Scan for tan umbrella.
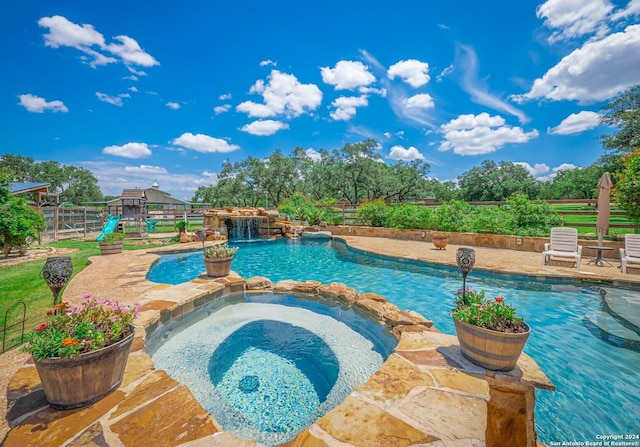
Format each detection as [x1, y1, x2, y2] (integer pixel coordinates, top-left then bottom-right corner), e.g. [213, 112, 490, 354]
[596, 172, 613, 246]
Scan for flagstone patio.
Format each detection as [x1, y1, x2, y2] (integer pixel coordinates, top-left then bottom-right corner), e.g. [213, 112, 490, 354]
[3, 235, 638, 447]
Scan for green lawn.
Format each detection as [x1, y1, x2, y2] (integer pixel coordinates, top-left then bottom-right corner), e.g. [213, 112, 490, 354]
[0, 238, 177, 352]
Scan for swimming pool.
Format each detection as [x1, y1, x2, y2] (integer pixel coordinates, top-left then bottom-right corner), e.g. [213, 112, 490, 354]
[148, 291, 397, 445]
[147, 239, 640, 444]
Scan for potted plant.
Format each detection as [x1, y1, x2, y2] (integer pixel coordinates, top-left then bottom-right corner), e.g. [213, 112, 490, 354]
[203, 243, 239, 277]
[99, 231, 126, 255]
[452, 288, 530, 371]
[175, 220, 187, 234]
[21, 295, 138, 409]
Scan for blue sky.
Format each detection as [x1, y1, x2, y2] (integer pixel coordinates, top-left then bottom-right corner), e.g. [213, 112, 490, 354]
[2, 1, 640, 200]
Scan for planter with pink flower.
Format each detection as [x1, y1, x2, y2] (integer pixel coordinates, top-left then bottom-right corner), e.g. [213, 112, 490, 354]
[21, 295, 138, 409]
[452, 288, 530, 371]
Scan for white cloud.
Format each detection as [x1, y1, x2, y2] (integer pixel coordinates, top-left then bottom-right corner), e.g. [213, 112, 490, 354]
[166, 102, 180, 110]
[359, 86, 387, 96]
[214, 104, 231, 114]
[549, 110, 601, 134]
[240, 120, 289, 136]
[439, 112, 539, 155]
[219, 93, 232, 100]
[554, 163, 580, 172]
[305, 148, 322, 161]
[387, 59, 430, 87]
[172, 132, 240, 153]
[103, 142, 152, 158]
[455, 44, 529, 123]
[611, 0, 640, 20]
[535, 163, 580, 181]
[124, 164, 167, 174]
[514, 162, 550, 177]
[388, 145, 424, 161]
[106, 35, 158, 67]
[259, 59, 276, 67]
[329, 96, 368, 121]
[405, 93, 435, 109]
[320, 60, 375, 90]
[38, 15, 158, 69]
[383, 132, 391, 139]
[128, 86, 139, 93]
[96, 91, 129, 106]
[441, 112, 505, 132]
[360, 50, 436, 127]
[514, 24, 640, 104]
[236, 70, 322, 118]
[436, 64, 454, 82]
[17, 94, 68, 113]
[536, 0, 613, 43]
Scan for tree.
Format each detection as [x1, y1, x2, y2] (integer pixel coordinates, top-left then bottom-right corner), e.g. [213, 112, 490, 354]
[0, 154, 103, 205]
[600, 85, 640, 156]
[0, 176, 46, 258]
[458, 161, 541, 201]
[613, 151, 640, 222]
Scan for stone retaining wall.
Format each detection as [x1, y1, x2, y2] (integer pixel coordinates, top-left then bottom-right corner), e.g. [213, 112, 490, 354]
[328, 225, 625, 260]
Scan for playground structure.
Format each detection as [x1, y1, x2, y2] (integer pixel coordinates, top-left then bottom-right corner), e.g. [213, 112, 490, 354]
[96, 214, 121, 241]
[106, 189, 149, 237]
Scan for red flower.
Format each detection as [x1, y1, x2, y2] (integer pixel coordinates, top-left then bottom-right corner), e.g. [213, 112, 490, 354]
[495, 297, 504, 303]
[61, 338, 79, 347]
[36, 324, 47, 332]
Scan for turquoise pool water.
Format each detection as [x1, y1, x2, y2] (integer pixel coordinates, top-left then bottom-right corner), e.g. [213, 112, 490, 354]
[147, 239, 640, 443]
[149, 291, 396, 445]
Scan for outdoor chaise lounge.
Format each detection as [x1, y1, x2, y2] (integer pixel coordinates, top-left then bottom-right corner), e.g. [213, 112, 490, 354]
[620, 233, 640, 274]
[541, 227, 583, 268]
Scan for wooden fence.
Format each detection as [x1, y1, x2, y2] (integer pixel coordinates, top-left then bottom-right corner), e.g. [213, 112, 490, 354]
[40, 207, 206, 242]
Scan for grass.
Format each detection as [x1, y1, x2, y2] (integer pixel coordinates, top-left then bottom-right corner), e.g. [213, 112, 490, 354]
[0, 237, 178, 352]
[550, 204, 639, 236]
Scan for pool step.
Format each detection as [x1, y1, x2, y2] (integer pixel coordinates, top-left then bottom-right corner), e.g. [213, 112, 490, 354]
[603, 292, 640, 333]
[584, 312, 640, 352]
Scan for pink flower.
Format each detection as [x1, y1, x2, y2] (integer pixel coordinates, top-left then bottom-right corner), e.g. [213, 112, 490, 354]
[36, 324, 47, 332]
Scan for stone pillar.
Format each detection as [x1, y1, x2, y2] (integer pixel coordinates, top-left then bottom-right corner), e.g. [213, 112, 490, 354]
[485, 376, 538, 447]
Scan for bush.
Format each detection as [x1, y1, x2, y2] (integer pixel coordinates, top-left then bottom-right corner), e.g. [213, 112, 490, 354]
[385, 204, 433, 229]
[353, 195, 564, 237]
[278, 194, 342, 225]
[356, 199, 390, 227]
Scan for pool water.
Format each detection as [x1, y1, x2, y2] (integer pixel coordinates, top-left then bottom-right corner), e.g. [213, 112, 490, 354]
[149, 291, 396, 445]
[148, 239, 640, 443]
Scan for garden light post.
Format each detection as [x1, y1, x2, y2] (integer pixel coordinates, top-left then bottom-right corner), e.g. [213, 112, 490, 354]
[40, 256, 73, 306]
[196, 229, 207, 254]
[456, 248, 475, 304]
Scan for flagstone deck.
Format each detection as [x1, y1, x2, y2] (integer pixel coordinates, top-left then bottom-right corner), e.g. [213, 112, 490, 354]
[2, 236, 639, 447]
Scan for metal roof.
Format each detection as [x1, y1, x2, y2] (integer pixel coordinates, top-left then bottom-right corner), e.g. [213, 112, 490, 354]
[9, 182, 51, 194]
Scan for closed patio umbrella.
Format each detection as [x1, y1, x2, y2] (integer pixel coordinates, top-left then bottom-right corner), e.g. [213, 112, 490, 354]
[596, 172, 613, 246]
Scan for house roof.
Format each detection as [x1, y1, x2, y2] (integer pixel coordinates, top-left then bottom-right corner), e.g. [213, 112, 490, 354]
[9, 182, 51, 195]
[120, 189, 147, 200]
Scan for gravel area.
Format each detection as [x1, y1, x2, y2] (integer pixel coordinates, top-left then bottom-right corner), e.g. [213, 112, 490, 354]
[0, 349, 29, 441]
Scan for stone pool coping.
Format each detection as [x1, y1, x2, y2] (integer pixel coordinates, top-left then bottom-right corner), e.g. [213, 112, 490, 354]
[3, 238, 557, 447]
[4, 273, 553, 447]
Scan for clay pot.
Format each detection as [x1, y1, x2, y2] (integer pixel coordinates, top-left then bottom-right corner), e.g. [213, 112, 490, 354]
[432, 236, 449, 250]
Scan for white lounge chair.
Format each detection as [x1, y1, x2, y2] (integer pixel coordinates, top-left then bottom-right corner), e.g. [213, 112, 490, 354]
[620, 234, 640, 274]
[541, 227, 583, 268]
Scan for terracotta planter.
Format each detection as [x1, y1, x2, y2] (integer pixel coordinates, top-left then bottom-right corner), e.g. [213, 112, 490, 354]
[34, 327, 134, 409]
[99, 241, 123, 255]
[204, 256, 233, 277]
[432, 236, 449, 250]
[453, 319, 530, 371]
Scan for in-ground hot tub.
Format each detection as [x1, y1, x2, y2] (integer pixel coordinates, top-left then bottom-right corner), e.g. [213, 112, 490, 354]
[146, 291, 397, 445]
